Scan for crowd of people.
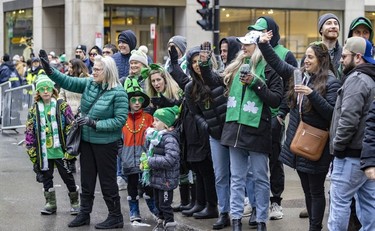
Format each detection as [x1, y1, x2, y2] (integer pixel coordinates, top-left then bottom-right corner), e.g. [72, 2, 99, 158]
[7, 12, 374, 231]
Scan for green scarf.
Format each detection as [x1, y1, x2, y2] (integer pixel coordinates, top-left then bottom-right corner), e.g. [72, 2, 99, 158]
[37, 98, 60, 170]
[226, 59, 267, 128]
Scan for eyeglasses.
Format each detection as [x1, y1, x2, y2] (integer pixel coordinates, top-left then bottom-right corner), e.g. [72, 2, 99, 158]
[341, 52, 356, 59]
[130, 97, 145, 104]
[89, 53, 98, 57]
[93, 67, 103, 72]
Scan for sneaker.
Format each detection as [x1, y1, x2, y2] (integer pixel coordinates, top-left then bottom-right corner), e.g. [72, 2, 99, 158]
[117, 176, 127, 191]
[269, 202, 283, 220]
[243, 203, 252, 217]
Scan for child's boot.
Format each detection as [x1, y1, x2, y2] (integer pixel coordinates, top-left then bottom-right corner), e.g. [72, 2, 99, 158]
[68, 185, 80, 215]
[41, 188, 57, 215]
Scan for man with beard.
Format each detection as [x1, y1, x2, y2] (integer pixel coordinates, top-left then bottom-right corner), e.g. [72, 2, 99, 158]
[318, 13, 342, 77]
[329, 37, 375, 231]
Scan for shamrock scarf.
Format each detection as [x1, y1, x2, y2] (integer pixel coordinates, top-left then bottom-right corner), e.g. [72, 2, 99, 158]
[37, 98, 60, 170]
[226, 58, 267, 128]
[141, 127, 166, 186]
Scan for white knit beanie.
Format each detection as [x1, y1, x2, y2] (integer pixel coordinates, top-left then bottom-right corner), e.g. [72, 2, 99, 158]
[129, 47, 148, 66]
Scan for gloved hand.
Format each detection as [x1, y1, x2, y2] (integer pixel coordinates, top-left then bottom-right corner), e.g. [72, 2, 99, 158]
[64, 152, 76, 160]
[151, 93, 176, 108]
[33, 163, 44, 183]
[76, 116, 96, 128]
[38, 49, 54, 75]
[169, 45, 179, 65]
[139, 152, 149, 171]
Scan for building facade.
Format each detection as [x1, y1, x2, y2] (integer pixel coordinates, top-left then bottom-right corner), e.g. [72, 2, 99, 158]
[1, 0, 374, 63]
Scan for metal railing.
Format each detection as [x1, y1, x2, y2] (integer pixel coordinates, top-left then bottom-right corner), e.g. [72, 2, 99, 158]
[0, 82, 34, 131]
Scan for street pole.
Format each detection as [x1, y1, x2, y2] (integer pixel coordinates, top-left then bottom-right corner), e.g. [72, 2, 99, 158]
[213, 0, 220, 55]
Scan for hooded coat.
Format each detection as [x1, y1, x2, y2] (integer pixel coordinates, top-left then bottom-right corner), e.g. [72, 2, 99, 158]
[330, 63, 375, 159]
[348, 17, 374, 42]
[0, 61, 22, 87]
[112, 30, 137, 81]
[219, 36, 242, 69]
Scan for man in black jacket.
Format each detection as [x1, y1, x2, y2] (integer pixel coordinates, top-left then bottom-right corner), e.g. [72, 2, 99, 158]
[328, 36, 375, 231]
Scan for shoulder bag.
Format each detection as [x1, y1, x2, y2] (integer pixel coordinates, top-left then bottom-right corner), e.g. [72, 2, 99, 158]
[290, 95, 329, 161]
[66, 89, 107, 156]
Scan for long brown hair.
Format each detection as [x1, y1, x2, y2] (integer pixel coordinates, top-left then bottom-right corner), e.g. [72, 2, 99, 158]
[69, 58, 90, 77]
[287, 42, 334, 111]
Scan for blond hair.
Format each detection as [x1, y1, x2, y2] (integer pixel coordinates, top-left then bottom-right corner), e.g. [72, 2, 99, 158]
[222, 46, 263, 96]
[145, 66, 181, 100]
[94, 55, 121, 90]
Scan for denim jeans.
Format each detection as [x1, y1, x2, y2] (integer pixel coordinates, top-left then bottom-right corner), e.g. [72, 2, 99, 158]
[328, 157, 375, 231]
[229, 147, 269, 221]
[246, 157, 256, 207]
[209, 137, 230, 213]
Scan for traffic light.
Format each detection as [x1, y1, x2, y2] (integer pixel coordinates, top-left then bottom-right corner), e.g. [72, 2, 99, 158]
[196, 0, 212, 31]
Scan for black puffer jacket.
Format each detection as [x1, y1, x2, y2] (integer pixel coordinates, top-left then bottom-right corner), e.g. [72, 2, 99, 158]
[220, 65, 283, 155]
[280, 73, 341, 174]
[185, 62, 227, 140]
[148, 130, 180, 191]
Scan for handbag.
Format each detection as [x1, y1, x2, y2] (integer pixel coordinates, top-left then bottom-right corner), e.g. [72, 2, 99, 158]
[290, 95, 329, 161]
[65, 89, 107, 156]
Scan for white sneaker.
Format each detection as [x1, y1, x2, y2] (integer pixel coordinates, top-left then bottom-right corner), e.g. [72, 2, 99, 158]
[269, 202, 283, 220]
[243, 197, 252, 217]
[117, 176, 127, 191]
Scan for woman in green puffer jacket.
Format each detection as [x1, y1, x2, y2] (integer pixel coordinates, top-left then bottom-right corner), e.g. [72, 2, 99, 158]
[38, 50, 128, 229]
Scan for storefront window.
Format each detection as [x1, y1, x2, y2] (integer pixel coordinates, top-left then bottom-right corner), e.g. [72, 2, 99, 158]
[104, 5, 173, 63]
[4, 9, 33, 59]
[220, 8, 342, 60]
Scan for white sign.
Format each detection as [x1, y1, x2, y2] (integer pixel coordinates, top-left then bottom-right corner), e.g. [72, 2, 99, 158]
[150, 23, 156, 39]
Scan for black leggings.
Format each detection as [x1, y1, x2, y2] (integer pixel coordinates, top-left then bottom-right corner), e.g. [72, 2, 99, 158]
[127, 173, 154, 200]
[297, 171, 327, 231]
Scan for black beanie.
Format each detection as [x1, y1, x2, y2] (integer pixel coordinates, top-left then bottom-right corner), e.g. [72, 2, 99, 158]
[2, 54, 10, 62]
[318, 13, 340, 35]
[118, 30, 137, 51]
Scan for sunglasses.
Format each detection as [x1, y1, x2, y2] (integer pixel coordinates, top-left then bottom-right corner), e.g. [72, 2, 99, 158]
[89, 53, 98, 57]
[38, 86, 53, 93]
[309, 41, 328, 51]
[130, 97, 145, 104]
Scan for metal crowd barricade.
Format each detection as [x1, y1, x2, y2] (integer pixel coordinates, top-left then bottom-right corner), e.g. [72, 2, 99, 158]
[0, 81, 11, 124]
[0, 84, 34, 131]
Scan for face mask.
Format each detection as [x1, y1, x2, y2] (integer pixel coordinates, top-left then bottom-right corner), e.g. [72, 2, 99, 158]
[32, 67, 36, 71]
[13, 60, 17, 65]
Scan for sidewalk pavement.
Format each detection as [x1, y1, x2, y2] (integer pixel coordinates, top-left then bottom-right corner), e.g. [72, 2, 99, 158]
[0, 130, 329, 231]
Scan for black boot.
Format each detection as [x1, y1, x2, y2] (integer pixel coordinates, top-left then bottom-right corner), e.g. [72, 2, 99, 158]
[180, 183, 196, 211]
[181, 203, 205, 217]
[256, 222, 267, 231]
[232, 219, 242, 231]
[68, 194, 94, 227]
[193, 204, 219, 219]
[248, 207, 257, 227]
[213, 213, 231, 230]
[95, 197, 124, 229]
[68, 213, 90, 227]
[172, 184, 190, 212]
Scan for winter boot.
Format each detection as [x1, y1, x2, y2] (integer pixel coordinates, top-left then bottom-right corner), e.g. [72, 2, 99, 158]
[144, 193, 159, 216]
[180, 183, 196, 211]
[232, 219, 242, 231]
[127, 196, 141, 222]
[95, 196, 124, 229]
[164, 221, 177, 231]
[68, 194, 94, 227]
[152, 219, 164, 231]
[193, 203, 219, 219]
[68, 185, 80, 215]
[41, 188, 57, 215]
[172, 184, 190, 212]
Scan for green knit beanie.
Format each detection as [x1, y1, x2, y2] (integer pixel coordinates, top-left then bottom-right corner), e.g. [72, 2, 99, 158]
[153, 105, 180, 127]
